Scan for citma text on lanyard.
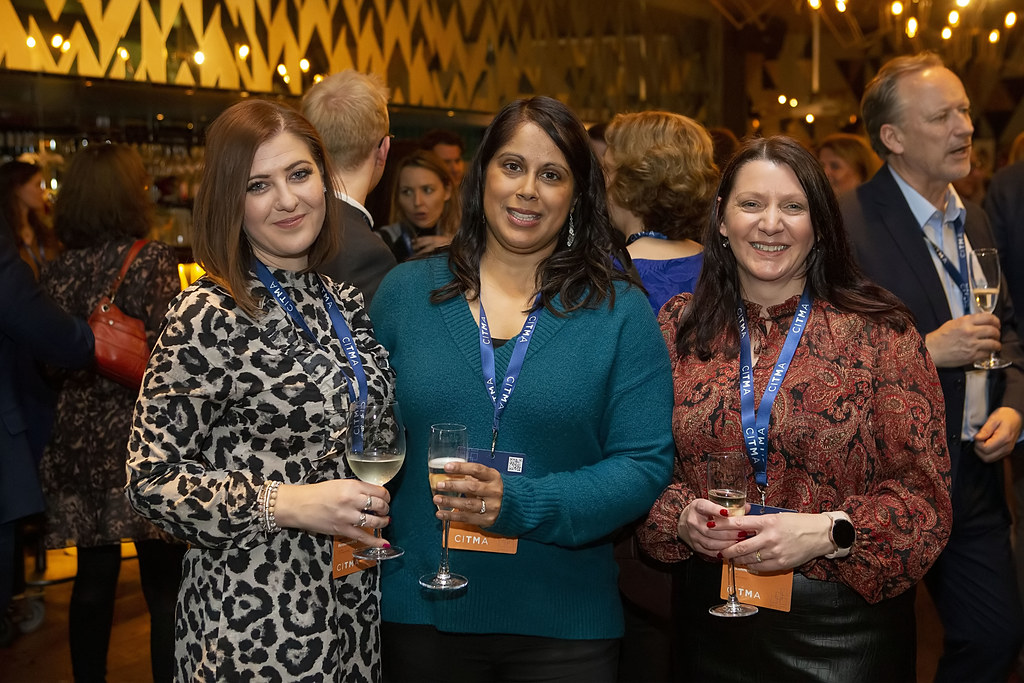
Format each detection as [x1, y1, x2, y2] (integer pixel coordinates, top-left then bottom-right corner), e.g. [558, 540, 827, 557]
[737, 285, 812, 506]
[924, 216, 971, 313]
[479, 293, 542, 456]
[254, 260, 369, 446]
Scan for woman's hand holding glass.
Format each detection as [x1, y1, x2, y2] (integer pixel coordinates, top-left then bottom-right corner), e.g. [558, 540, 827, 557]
[680, 502, 838, 572]
[273, 479, 391, 544]
[431, 460, 504, 526]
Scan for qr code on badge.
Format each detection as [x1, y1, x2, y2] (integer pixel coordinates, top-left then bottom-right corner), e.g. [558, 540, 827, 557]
[507, 456, 524, 473]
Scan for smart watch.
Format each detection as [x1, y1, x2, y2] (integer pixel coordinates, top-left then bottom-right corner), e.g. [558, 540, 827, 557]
[823, 511, 855, 559]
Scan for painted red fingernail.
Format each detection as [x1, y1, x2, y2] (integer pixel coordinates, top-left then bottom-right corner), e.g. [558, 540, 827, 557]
[383, 543, 392, 549]
[706, 521, 716, 528]
[719, 509, 729, 517]
[737, 531, 747, 539]
[717, 552, 723, 559]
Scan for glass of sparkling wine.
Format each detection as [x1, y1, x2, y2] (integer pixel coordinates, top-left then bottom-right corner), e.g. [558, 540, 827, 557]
[344, 399, 406, 561]
[969, 248, 1011, 370]
[707, 451, 757, 617]
[419, 423, 469, 591]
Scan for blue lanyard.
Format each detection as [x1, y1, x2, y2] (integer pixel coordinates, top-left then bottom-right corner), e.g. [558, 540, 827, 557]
[625, 231, 669, 246]
[479, 294, 541, 454]
[923, 217, 970, 313]
[737, 286, 812, 498]
[253, 259, 368, 407]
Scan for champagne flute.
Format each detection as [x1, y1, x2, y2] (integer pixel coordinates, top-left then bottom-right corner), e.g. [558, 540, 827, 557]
[344, 399, 406, 561]
[419, 423, 469, 591]
[707, 451, 757, 617]
[969, 248, 1011, 370]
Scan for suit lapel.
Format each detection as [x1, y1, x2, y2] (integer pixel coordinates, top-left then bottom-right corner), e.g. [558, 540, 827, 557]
[869, 167, 955, 327]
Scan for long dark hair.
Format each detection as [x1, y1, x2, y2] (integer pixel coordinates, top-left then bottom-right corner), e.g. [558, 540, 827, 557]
[678, 135, 912, 360]
[431, 96, 635, 314]
[0, 160, 47, 239]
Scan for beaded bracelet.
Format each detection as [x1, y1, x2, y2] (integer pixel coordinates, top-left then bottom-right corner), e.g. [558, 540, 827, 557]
[258, 481, 281, 534]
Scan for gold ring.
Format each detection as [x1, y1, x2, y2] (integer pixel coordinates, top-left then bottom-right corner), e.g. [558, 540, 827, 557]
[755, 550, 763, 563]
[357, 512, 367, 527]
[364, 495, 373, 510]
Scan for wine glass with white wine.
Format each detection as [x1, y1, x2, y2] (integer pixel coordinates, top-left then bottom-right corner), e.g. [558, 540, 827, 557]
[419, 423, 469, 591]
[344, 399, 406, 561]
[968, 248, 1011, 370]
[707, 451, 757, 617]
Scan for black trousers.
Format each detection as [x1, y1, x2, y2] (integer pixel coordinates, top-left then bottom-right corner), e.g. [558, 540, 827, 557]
[925, 440, 1024, 683]
[382, 622, 619, 683]
[69, 540, 184, 683]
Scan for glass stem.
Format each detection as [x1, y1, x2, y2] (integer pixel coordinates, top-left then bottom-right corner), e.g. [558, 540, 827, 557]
[437, 519, 453, 579]
[727, 558, 739, 604]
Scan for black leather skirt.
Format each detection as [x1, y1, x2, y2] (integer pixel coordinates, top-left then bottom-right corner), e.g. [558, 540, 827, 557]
[673, 558, 916, 683]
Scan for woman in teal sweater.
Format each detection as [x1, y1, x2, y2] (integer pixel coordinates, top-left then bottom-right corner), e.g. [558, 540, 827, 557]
[369, 96, 674, 682]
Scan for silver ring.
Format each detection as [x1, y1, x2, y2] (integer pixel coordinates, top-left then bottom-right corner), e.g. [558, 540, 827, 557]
[479, 499, 487, 515]
[755, 550, 763, 563]
[357, 512, 367, 527]
[364, 495, 373, 510]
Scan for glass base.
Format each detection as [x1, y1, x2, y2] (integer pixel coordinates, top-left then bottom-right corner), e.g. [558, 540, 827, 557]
[354, 545, 404, 561]
[709, 600, 758, 618]
[975, 357, 1012, 370]
[418, 572, 468, 591]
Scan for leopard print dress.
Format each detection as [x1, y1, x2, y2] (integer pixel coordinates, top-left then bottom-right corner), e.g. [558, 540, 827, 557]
[126, 268, 393, 682]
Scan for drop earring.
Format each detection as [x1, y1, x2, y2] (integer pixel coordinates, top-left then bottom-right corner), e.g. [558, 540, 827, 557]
[567, 213, 576, 248]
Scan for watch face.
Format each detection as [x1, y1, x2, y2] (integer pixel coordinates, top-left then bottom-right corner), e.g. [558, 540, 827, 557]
[833, 519, 855, 549]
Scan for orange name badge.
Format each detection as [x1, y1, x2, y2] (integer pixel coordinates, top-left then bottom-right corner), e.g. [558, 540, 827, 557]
[333, 537, 376, 578]
[719, 563, 794, 612]
[447, 522, 518, 554]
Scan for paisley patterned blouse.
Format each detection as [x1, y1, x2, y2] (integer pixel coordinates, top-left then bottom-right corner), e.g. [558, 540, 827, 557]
[126, 268, 393, 682]
[638, 293, 953, 604]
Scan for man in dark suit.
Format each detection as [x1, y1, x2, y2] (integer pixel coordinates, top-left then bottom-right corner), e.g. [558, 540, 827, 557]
[302, 69, 397, 305]
[0, 215, 93, 626]
[841, 51, 1024, 682]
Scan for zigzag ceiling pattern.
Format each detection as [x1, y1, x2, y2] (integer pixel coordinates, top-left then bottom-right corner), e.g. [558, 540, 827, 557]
[0, 0, 712, 120]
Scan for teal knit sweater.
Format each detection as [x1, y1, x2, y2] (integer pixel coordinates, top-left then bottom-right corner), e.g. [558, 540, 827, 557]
[369, 256, 674, 640]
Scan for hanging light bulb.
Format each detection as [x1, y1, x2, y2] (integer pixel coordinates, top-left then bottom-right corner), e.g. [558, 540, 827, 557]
[194, 50, 205, 64]
[907, 17, 918, 37]
[949, 11, 959, 25]
[1007, 12, 1017, 29]
[891, 1, 903, 15]
[238, 44, 250, 59]
[808, 0, 822, 9]
[989, 30, 1000, 43]
[942, 26, 953, 39]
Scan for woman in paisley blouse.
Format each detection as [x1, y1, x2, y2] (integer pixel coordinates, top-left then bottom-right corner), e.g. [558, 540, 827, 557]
[126, 100, 395, 682]
[638, 136, 952, 682]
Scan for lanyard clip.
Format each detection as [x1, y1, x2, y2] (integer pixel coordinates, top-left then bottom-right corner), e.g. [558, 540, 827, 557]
[490, 429, 498, 457]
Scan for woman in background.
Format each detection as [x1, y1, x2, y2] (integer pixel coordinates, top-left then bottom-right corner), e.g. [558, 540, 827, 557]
[377, 149, 460, 262]
[816, 132, 880, 197]
[603, 111, 717, 312]
[126, 99, 395, 681]
[639, 136, 951, 682]
[0, 160, 59, 278]
[39, 144, 184, 682]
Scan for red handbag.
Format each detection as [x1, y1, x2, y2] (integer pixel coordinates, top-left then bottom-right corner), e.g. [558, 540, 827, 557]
[87, 240, 151, 389]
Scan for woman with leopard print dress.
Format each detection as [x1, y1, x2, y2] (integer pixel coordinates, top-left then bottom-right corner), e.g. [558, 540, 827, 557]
[126, 100, 395, 682]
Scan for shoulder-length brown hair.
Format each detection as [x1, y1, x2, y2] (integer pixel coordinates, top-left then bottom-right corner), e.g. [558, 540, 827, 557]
[54, 145, 153, 249]
[388, 149, 461, 237]
[604, 110, 718, 242]
[193, 99, 340, 318]
[678, 135, 911, 360]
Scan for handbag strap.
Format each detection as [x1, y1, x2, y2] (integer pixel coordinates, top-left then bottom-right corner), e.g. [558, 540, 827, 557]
[106, 239, 149, 303]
